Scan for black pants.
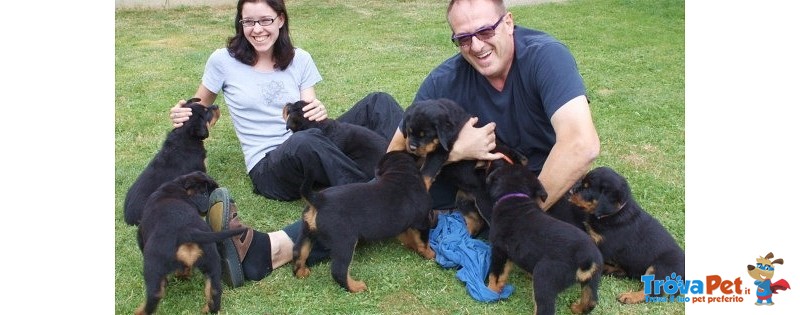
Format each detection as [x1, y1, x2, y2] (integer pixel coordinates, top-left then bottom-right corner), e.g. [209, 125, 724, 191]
[248, 92, 404, 201]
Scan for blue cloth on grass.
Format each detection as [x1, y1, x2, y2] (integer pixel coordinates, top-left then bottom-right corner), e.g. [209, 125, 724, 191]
[428, 211, 514, 302]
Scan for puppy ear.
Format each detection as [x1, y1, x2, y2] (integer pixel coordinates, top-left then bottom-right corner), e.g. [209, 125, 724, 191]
[183, 172, 217, 197]
[401, 102, 416, 137]
[207, 104, 221, 128]
[613, 176, 632, 208]
[193, 108, 210, 139]
[772, 258, 784, 265]
[435, 111, 456, 152]
[485, 166, 501, 188]
[201, 172, 219, 191]
[438, 100, 464, 152]
[502, 145, 529, 166]
[530, 173, 548, 203]
[400, 118, 408, 137]
[282, 103, 291, 121]
[436, 123, 451, 151]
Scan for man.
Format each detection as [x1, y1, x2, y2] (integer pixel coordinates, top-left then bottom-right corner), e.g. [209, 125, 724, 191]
[388, 0, 600, 211]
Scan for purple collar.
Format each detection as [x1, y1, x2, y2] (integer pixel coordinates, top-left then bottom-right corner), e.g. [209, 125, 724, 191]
[496, 193, 530, 205]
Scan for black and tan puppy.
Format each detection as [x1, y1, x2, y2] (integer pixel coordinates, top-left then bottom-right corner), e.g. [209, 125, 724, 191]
[402, 98, 495, 234]
[283, 100, 388, 179]
[136, 171, 247, 315]
[451, 143, 529, 235]
[569, 166, 685, 304]
[401, 98, 471, 188]
[485, 162, 602, 315]
[124, 98, 220, 225]
[292, 151, 433, 293]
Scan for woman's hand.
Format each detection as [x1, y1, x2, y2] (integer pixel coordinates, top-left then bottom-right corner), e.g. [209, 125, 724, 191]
[302, 98, 328, 122]
[169, 100, 193, 128]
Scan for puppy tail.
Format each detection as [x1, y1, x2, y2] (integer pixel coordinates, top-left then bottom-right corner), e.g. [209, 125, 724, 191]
[185, 227, 249, 244]
[298, 174, 317, 205]
[576, 249, 603, 282]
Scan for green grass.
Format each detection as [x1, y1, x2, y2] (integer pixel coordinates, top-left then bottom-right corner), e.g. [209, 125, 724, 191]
[115, 0, 684, 314]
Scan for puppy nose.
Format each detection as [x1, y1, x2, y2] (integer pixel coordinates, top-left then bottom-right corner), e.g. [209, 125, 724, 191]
[408, 144, 418, 152]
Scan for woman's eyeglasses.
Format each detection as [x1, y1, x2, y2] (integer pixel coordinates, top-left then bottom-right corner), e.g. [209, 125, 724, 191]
[240, 17, 276, 28]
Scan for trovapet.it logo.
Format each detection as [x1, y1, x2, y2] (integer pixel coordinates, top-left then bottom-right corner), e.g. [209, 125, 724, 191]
[640, 251, 791, 305]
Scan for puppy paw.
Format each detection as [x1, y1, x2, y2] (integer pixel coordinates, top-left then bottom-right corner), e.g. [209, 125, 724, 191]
[486, 282, 503, 293]
[294, 266, 311, 279]
[175, 266, 193, 279]
[617, 291, 645, 304]
[348, 280, 367, 293]
[570, 300, 596, 314]
[602, 263, 627, 278]
[420, 247, 436, 260]
[134, 304, 146, 315]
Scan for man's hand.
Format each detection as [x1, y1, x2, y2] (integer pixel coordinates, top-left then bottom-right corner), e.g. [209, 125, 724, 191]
[448, 117, 505, 162]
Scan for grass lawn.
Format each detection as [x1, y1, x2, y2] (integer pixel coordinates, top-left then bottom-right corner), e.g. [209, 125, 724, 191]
[115, 0, 684, 313]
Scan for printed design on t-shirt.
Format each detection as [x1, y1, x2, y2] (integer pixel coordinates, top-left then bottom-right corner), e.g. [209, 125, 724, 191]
[260, 80, 288, 108]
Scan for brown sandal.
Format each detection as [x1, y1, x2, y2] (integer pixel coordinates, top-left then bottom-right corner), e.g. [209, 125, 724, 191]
[207, 187, 253, 288]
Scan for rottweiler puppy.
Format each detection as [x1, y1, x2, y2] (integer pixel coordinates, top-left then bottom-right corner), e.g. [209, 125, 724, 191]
[569, 166, 685, 304]
[450, 143, 529, 235]
[401, 98, 471, 188]
[124, 98, 220, 225]
[283, 100, 388, 179]
[292, 151, 433, 293]
[544, 192, 592, 232]
[401, 98, 493, 234]
[402, 98, 529, 235]
[485, 162, 602, 315]
[136, 171, 247, 315]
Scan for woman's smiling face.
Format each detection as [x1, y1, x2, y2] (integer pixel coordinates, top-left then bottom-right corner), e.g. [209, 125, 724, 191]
[241, 1, 284, 55]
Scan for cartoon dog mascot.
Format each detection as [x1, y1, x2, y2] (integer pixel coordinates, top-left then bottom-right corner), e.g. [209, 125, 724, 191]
[747, 252, 791, 306]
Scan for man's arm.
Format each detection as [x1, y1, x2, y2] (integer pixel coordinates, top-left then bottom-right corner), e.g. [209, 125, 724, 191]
[538, 95, 600, 210]
[387, 128, 407, 152]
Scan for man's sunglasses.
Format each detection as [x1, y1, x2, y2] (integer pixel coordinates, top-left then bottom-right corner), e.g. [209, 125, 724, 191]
[451, 15, 505, 48]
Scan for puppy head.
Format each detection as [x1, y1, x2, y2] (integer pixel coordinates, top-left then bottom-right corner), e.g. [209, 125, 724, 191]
[401, 98, 469, 157]
[476, 142, 529, 170]
[175, 170, 219, 214]
[495, 143, 529, 166]
[569, 166, 631, 218]
[182, 98, 220, 140]
[486, 163, 547, 204]
[283, 100, 317, 132]
[375, 151, 418, 178]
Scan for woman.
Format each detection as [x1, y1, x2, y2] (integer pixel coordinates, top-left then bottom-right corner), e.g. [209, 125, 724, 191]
[169, 0, 403, 287]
